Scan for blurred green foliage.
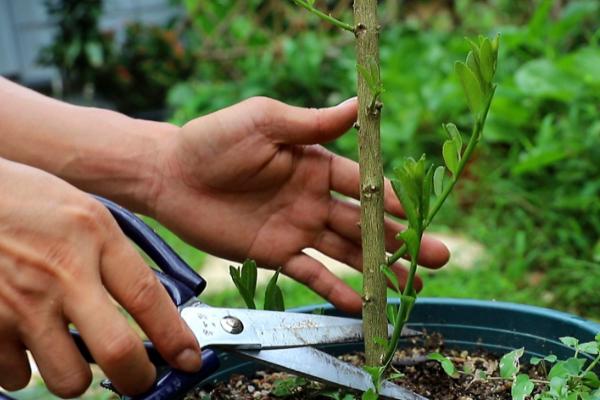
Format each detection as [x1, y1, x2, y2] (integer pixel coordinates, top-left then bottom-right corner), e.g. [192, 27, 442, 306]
[168, 0, 600, 317]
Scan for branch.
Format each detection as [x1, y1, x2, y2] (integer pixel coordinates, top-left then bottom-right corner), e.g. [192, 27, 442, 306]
[292, 0, 354, 32]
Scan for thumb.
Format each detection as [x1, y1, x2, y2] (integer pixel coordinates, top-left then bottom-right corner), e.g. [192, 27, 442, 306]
[255, 97, 358, 145]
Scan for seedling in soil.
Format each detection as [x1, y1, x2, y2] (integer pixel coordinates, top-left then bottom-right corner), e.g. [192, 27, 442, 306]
[429, 333, 600, 400]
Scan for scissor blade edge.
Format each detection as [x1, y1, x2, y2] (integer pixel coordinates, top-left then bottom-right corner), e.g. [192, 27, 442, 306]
[235, 347, 427, 400]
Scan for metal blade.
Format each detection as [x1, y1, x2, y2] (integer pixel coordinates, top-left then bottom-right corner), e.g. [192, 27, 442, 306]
[181, 306, 420, 349]
[236, 347, 427, 400]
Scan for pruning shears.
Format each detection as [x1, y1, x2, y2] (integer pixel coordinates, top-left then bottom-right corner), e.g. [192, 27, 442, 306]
[0, 197, 426, 400]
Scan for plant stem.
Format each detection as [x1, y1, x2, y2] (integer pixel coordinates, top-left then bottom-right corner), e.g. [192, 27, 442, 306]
[382, 90, 496, 368]
[354, 0, 387, 367]
[293, 0, 354, 32]
[583, 353, 600, 374]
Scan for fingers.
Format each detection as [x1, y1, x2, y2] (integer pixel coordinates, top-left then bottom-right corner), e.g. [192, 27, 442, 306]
[23, 318, 91, 398]
[65, 287, 156, 396]
[283, 253, 362, 314]
[0, 339, 31, 391]
[99, 234, 202, 373]
[327, 199, 450, 268]
[330, 154, 405, 217]
[248, 97, 358, 145]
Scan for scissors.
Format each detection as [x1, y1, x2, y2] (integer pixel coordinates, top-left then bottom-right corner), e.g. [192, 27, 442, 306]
[1, 197, 426, 400]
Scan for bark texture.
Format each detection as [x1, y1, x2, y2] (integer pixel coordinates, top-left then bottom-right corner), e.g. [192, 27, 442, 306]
[354, 0, 387, 366]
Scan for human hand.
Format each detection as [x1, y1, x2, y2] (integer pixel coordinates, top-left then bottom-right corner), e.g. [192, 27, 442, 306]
[149, 97, 450, 313]
[0, 159, 201, 397]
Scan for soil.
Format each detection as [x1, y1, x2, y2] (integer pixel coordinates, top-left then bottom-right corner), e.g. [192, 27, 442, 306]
[186, 333, 547, 400]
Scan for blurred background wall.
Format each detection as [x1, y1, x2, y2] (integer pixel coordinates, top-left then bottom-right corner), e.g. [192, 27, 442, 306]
[0, 0, 179, 84]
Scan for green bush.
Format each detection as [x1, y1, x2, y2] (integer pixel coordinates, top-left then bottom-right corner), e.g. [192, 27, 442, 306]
[167, 0, 600, 317]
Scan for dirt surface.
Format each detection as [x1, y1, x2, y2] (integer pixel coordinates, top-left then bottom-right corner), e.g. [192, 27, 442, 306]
[187, 334, 546, 400]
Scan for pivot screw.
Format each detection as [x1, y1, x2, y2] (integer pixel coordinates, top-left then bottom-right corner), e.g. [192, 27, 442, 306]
[221, 316, 244, 334]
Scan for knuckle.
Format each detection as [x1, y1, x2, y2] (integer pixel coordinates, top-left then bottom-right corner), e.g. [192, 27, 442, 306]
[68, 199, 111, 234]
[101, 331, 140, 366]
[125, 273, 162, 316]
[46, 368, 92, 398]
[43, 243, 75, 269]
[244, 97, 277, 129]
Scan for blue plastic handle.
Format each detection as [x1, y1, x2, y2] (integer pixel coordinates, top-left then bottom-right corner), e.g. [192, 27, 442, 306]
[0, 196, 220, 400]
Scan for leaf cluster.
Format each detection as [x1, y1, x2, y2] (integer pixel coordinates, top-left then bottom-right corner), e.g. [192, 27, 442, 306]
[229, 259, 285, 312]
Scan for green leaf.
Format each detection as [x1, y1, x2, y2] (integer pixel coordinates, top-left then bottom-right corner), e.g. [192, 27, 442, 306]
[361, 388, 378, 400]
[397, 228, 419, 261]
[241, 259, 258, 301]
[491, 34, 500, 54]
[443, 123, 463, 152]
[427, 352, 458, 378]
[560, 337, 580, 348]
[511, 374, 534, 400]
[272, 376, 307, 397]
[380, 264, 400, 292]
[583, 371, 600, 389]
[363, 365, 385, 390]
[455, 61, 484, 116]
[500, 348, 524, 379]
[373, 337, 389, 348]
[391, 179, 418, 229]
[433, 166, 445, 197]
[388, 372, 405, 380]
[85, 42, 104, 68]
[479, 37, 495, 84]
[386, 304, 399, 326]
[442, 140, 459, 176]
[264, 269, 285, 311]
[530, 356, 542, 366]
[579, 341, 599, 355]
[421, 165, 434, 220]
[466, 51, 483, 85]
[545, 355, 557, 363]
[229, 265, 256, 309]
[548, 358, 586, 380]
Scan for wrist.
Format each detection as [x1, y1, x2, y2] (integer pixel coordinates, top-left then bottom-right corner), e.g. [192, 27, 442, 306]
[66, 107, 179, 215]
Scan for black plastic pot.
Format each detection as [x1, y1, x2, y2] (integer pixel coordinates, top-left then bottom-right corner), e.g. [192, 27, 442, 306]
[200, 298, 600, 391]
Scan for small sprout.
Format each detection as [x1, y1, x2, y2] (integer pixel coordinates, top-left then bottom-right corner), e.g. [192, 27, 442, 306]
[531, 354, 557, 366]
[560, 336, 580, 349]
[428, 352, 459, 378]
[264, 268, 285, 311]
[271, 376, 308, 397]
[229, 259, 258, 309]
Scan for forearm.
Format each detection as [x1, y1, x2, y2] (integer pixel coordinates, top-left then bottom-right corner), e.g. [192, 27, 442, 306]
[0, 76, 175, 213]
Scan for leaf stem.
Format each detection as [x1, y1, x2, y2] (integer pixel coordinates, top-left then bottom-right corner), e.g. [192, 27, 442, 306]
[292, 0, 354, 32]
[583, 353, 600, 374]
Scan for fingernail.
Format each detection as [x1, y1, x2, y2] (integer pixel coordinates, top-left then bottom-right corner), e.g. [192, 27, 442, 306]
[176, 348, 202, 372]
[337, 96, 358, 106]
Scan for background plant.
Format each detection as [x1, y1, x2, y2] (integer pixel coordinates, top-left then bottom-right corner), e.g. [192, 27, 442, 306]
[38, 0, 111, 94]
